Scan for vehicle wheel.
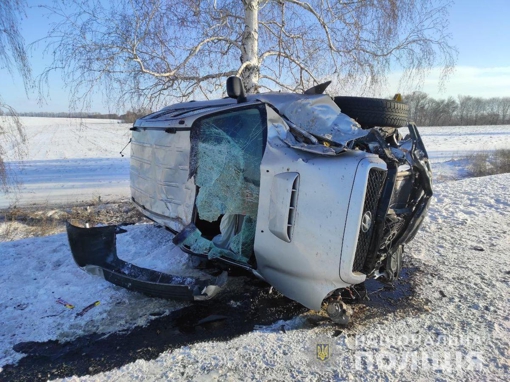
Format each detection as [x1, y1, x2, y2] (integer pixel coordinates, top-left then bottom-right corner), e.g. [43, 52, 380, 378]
[333, 96, 409, 128]
[326, 300, 352, 325]
[380, 245, 403, 282]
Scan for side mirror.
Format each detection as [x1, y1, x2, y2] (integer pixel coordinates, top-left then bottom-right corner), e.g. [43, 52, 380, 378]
[226, 76, 247, 103]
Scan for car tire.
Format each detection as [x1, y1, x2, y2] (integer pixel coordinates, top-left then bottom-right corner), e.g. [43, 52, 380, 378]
[326, 300, 352, 325]
[379, 245, 404, 282]
[333, 96, 409, 128]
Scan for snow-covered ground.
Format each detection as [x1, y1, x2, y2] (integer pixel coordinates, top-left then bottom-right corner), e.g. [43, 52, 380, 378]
[0, 174, 508, 380]
[0, 224, 199, 367]
[0, 118, 509, 380]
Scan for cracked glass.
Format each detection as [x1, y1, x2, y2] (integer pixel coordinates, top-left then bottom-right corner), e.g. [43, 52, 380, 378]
[184, 105, 267, 262]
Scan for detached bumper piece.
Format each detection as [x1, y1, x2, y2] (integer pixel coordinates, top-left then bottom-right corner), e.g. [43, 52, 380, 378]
[66, 222, 227, 301]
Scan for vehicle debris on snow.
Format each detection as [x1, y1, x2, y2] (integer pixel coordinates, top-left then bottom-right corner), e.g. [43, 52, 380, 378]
[75, 301, 100, 318]
[56, 298, 74, 310]
[67, 77, 432, 324]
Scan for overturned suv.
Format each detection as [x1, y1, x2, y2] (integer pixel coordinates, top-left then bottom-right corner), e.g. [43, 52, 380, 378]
[67, 77, 432, 324]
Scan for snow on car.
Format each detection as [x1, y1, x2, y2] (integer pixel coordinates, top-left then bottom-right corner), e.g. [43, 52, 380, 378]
[67, 77, 432, 324]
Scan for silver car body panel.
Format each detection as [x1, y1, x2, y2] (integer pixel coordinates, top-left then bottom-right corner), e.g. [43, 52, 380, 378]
[134, 92, 367, 146]
[131, 101, 261, 231]
[130, 128, 196, 232]
[254, 106, 386, 310]
[130, 93, 367, 233]
[257, 93, 368, 144]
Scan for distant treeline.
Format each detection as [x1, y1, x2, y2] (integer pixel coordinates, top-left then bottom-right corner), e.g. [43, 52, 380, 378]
[0, 108, 152, 123]
[404, 92, 510, 126]
[3, 94, 510, 126]
[1, 111, 122, 119]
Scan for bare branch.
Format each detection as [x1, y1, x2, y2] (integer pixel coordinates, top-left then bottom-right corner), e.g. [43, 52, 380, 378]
[131, 36, 240, 78]
[260, 75, 296, 91]
[0, 0, 31, 190]
[38, 0, 456, 111]
[259, 50, 319, 83]
[283, 0, 338, 52]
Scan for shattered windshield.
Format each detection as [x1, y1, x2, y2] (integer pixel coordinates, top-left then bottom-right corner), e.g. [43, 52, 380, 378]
[181, 105, 267, 262]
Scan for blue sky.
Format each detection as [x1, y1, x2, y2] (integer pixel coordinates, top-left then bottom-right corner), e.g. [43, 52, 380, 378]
[1, 0, 509, 112]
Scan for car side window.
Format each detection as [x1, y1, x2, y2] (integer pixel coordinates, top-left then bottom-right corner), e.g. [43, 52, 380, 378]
[191, 105, 267, 188]
[187, 105, 267, 262]
[197, 106, 266, 183]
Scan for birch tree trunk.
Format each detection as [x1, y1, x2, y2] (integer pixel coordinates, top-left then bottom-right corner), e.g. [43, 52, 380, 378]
[240, 0, 259, 93]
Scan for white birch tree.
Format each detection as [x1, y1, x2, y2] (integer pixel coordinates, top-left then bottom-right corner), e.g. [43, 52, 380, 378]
[41, 0, 456, 110]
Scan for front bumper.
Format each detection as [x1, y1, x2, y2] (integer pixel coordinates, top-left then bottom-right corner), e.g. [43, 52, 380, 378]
[66, 222, 227, 300]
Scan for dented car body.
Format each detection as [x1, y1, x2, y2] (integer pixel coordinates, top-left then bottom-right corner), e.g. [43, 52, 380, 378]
[67, 79, 432, 323]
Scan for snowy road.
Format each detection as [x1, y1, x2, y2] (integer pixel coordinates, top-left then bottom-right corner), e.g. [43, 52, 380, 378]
[1, 158, 130, 208]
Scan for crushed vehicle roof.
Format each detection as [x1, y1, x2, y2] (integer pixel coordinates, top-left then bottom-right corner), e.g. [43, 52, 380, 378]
[135, 92, 367, 147]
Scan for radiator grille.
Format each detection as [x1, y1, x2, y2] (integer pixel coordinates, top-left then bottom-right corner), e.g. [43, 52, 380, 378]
[352, 169, 387, 272]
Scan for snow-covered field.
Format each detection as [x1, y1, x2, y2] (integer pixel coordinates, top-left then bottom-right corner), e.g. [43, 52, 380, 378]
[0, 117, 131, 209]
[419, 124, 510, 182]
[0, 225, 194, 366]
[1, 118, 510, 208]
[0, 118, 509, 380]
